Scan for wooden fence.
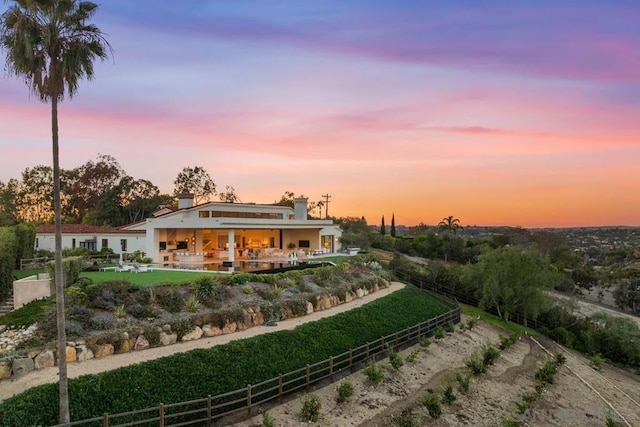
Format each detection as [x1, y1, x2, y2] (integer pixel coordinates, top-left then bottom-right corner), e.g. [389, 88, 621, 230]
[20, 254, 119, 270]
[51, 301, 460, 427]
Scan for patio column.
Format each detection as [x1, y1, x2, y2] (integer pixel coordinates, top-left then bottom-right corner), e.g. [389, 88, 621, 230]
[227, 229, 235, 263]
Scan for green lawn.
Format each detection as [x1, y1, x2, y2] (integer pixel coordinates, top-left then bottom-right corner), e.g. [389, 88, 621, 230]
[79, 269, 221, 286]
[461, 304, 538, 336]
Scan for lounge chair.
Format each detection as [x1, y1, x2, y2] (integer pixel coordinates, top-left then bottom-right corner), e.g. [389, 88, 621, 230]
[132, 264, 152, 273]
[115, 262, 134, 272]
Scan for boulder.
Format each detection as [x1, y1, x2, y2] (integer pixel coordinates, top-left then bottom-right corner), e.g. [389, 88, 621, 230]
[34, 350, 55, 369]
[222, 322, 237, 335]
[65, 346, 77, 363]
[345, 292, 353, 303]
[254, 312, 264, 326]
[75, 345, 94, 362]
[12, 357, 35, 377]
[159, 331, 177, 346]
[306, 302, 314, 314]
[356, 288, 365, 298]
[202, 324, 223, 337]
[115, 338, 132, 354]
[27, 350, 40, 359]
[162, 324, 172, 333]
[93, 344, 114, 359]
[182, 326, 203, 341]
[322, 296, 332, 310]
[134, 335, 150, 351]
[0, 361, 11, 380]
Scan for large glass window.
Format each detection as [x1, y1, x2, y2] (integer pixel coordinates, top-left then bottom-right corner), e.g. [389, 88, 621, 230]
[199, 211, 210, 218]
[209, 211, 284, 219]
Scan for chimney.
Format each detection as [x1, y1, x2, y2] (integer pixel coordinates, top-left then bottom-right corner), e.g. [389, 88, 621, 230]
[177, 192, 194, 209]
[294, 197, 308, 220]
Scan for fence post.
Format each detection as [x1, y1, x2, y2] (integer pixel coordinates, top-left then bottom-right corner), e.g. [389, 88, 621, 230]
[349, 349, 353, 373]
[278, 374, 284, 404]
[207, 395, 212, 426]
[329, 356, 334, 382]
[247, 384, 252, 416]
[394, 331, 399, 349]
[159, 403, 164, 427]
[103, 413, 109, 427]
[305, 365, 310, 391]
[366, 342, 370, 359]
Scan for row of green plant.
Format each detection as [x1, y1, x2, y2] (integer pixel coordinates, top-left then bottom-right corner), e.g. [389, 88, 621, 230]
[0, 285, 452, 426]
[501, 352, 566, 426]
[0, 223, 35, 300]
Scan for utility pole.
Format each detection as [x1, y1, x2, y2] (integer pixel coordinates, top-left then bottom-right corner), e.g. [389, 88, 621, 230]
[321, 193, 331, 219]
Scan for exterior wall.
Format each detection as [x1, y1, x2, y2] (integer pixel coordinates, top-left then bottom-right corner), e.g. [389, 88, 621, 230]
[282, 229, 321, 251]
[13, 274, 52, 309]
[36, 232, 146, 256]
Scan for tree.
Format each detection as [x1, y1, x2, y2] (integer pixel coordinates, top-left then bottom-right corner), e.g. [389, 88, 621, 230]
[0, 179, 19, 226]
[438, 215, 461, 235]
[1, 1, 110, 423]
[218, 185, 241, 203]
[381, 215, 386, 235]
[18, 165, 55, 222]
[390, 213, 396, 237]
[173, 166, 216, 205]
[465, 246, 560, 323]
[613, 278, 640, 315]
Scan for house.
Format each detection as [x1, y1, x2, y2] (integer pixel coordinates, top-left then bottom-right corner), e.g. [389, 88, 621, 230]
[34, 224, 146, 255]
[35, 194, 342, 270]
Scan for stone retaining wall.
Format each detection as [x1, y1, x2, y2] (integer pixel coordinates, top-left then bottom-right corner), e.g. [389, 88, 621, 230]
[0, 283, 384, 382]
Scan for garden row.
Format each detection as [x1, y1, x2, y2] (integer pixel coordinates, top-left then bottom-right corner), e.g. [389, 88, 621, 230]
[0, 285, 451, 426]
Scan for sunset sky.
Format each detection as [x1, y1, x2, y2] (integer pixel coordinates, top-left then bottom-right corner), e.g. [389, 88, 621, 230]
[1, 1, 639, 227]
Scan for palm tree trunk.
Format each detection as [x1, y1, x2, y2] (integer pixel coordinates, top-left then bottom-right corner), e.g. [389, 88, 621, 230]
[52, 95, 70, 424]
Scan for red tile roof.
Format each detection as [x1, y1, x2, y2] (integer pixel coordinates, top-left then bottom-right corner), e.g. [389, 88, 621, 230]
[36, 224, 145, 234]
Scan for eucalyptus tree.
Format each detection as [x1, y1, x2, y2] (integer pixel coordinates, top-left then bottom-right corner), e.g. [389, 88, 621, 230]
[173, 165, 217, 205]
[1, 0, 111, 422]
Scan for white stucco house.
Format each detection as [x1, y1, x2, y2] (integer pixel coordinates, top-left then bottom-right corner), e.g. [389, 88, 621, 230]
[35, 195, 342, 270]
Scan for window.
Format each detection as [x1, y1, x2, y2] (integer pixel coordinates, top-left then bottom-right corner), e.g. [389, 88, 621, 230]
[298, 240, 310, 248]
[199, 211, 210, 218]
[80, 240, 96, 251]
[101, 239, 108, 249]
[72, 238, 76, 249]
[120, 239, 127, 252]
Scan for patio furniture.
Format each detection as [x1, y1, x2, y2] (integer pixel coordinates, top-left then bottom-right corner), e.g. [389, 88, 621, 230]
[115, 262, 134, 272]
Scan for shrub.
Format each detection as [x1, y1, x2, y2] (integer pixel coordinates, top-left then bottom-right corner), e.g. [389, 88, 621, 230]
[406, 349, 420, 363]
[444, 321, 454, 333]
[241, 285, 253, 294]
[501, 417, 522, 427]
[396, 411, 418, 427]
[114, 304, 126, 319]
[499, 333, 519, 350]
[535, 354, 563, 385]
[456, 371, 471, 393]
[67, 304, 92, 326]
[482, 344, 500, 367]
[262, 412, 276, 427]
[170, 317, 195, 340]
[143, 327, 161, 347]
[442, 384, 456, 404]
[46, 256, 83, 287]
[65, 286, 88, 306]
[466, 317, 477, 330]
[363, 361, 385, 386]
[388, 348, 404, 370]
[73, 276, 93, 289]
[300, 394, 321, 422]
[336, 381, 354, 403]
[591, 353, 605, 371]
[156, 287, 182, 313]
[185, 295, 200, 313]
[466, 354, 486, 375]
[193, 276, 217, 301]
[231, 273, 252, 285]
[434, 326, 445, 340]
[89, 312, 117, 330]
[422, 392, 442, 419]
[65, 319, 85, 338]
[419, 337, 431, 348]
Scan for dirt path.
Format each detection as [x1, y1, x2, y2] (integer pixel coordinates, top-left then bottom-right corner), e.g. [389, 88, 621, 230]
[0, 282, 405, 402]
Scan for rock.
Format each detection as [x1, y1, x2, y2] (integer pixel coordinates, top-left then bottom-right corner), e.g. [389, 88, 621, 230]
[75, 345, 94, 362]
[12, 357, 34, 377]
[0, 325, 6, 334]
[356, 288, 365, 298]
[254, 312, 264, 326]
[222, 322, 237, 335]
[75, 339, 86, 345]
[27, 350, 40, 359]
[66, 346, 77, 363]
[66, 341, 76, 347]
[120, 332, 130, 341]
[345, 292, 353, 303]
[159, 332, 177, 346]
[202, 324, 223, 337]
[115, 338, 132, 354]
[322, 296, 332, 310]
[34, 350, 55, 369]
[0, 361, 11, 380]
[162, 324, 172, 333]
[134, 335, 149, 351]
[182, 326, 203, 341]
[306, 302, 314, 314]
[93, 344, 114, 358]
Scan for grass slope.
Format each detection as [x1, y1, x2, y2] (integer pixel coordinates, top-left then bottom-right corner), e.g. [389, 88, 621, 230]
[0, 285, 451, 426]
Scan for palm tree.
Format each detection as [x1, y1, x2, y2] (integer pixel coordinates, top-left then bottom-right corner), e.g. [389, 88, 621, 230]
[1, 1, 110, 423]
[438, 215, 462, 235]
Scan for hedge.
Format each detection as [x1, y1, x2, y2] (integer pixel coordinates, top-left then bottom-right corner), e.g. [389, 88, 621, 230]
[0, 285, 450, 426]
[0, 227, 18, 301]
[45, 256, 84, 288]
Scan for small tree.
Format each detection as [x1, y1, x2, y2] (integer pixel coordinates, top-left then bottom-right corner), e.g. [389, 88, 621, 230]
[390, 213, 396, 237]
[381, 215, 386, 235]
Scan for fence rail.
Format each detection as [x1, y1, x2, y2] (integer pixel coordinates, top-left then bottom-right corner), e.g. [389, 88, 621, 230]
[51, 293, 459, 427]
[20, 254, 119, 270]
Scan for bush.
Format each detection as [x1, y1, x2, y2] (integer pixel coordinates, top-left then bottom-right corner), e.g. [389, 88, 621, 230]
[442, 384, 456, 404]
[419, 337, 431, 348]
[89, 313, 117, 330]
[45, 256, 83, 288]
[456, 371, 471, 393]
[388, 348, 404, 370]
[422, 392, 442, 419]
[591, 353, 605, 371]
[193, 276, 217, 301]
[300, 394, 321, 422]
[466, 354, 486, 375]
[396, 411, 418, 427]
[262, 412, 276, 427]
[406, 349, 420, 363]
[336, 381, 354, 403]
[482, 344, 500, 367]
[363, 361, 385, 386]
[185, 295, 200, 313]
[499, 333, 519, 350]
[434, 325, 445, 340]
[466, 317, 477, 330]
[445, 321, 454, 333]
[156, 287, 183, 313]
